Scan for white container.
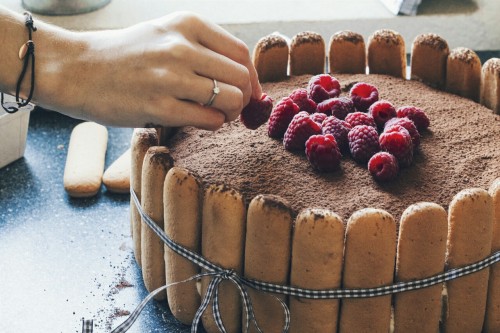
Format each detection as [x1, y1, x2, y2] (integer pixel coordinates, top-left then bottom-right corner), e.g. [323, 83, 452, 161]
[0, 105, 31, 169]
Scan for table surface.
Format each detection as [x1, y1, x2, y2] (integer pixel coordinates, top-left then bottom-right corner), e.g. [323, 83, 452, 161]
[0, 110, 191, 333]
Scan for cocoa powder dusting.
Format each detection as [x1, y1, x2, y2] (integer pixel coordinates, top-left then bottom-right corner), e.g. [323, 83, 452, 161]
[331, 31, 364, 44]
[292, 31, 324, 47]
[167, 74, 500, 222]
[257, 35, 288, 52]
[414, 33, 449, 51]
[449, 47, 479, 65]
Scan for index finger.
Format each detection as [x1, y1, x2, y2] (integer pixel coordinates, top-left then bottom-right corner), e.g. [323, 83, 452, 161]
[192, 15, 263, 100]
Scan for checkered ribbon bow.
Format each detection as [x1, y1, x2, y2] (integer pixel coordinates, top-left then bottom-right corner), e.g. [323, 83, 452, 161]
[82, 188, 500, 333]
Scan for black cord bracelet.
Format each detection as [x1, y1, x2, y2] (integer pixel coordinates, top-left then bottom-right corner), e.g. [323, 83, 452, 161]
[1, 12, 37, 114]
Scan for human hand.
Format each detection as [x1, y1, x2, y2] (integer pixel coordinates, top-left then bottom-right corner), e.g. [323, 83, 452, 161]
[33, 12, 262, 130]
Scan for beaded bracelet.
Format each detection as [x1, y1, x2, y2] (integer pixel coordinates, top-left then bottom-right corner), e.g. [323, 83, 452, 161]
[1, 12, 36, 114]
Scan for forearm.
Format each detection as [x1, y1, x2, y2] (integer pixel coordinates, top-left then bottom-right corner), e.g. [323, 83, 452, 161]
[0, 6, 30, 95]
[0, 5, 87, 113]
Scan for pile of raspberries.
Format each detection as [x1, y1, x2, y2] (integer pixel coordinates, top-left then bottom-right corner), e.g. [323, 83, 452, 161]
[239, 74, 430, 182]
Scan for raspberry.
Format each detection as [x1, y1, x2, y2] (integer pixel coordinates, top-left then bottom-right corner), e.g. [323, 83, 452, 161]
[317, 97, 354, 120]
[397, 106, 430, 131]
[368, 100, 396, 129]
[240, 94, 274, 130]
[368, 152, 399, 182]
[349, 82, 379, 112]
[310, 112, 327, 126]
[345, 112, 377, 129]
[268, 97, 300, 138]
[289, 88, 317, 113]
[305, 134, 342, 172]
[283, 111, 322, 151]
[307, 74, 341, 103]
[379, 125, 414, 167]
[321, 116, 352, 154]
[348, 125, 380, 163]
[384, 117, 420, 148]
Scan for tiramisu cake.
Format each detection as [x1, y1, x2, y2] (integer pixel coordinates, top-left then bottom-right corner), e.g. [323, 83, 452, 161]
[129, 30, 500, 333]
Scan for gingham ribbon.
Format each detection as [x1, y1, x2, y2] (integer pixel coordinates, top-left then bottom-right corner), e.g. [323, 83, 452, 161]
[83, 188, 500, 333]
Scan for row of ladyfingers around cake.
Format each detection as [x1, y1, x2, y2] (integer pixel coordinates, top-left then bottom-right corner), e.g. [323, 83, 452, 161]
[130, 126, 500, 333]
[253, 29, 500, 114]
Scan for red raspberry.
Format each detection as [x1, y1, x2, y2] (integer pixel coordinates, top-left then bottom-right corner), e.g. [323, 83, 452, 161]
[349, 82, 379, 112]
[283, 111, 322, 151]
[305, 134, 342, 172]
[317, 97, 354, 120]
[379, 125, 414, 167]
[268, 97, 300, 138]
[345, 112, 377, 129]
[384, 117, 420, 148]
[321, 116, 352, 154]
[348, 125, 380, 163]
[368, 152, 399, 182]
[307, 74, 341, 103]
[240, 94, 274, 130]
[310, 112, 327, 126]
[397, 106, 430, 131]
[289, 88, 317, 113]
[368, 100, 396, 129]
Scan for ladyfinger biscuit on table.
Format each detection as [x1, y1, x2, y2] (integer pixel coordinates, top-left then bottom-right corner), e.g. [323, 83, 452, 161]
[130, 128, 159, 266]
[485, 179, 500, 332]
[289, 209, 345, 333]
[443, 188, 494, 333]
[244, 195, 293, 333]
[328, 31, 366, 74]
[253, 34, 289, 82]
[201, 184, 246, 333]
[63, 122, 108, 198]
[289, 31, 325, 76]
[367, 29, 406, 78]
[102, 148, 130, 194]
[394, 202, 448, 333]
[339, 208, 396, 333]
[480, 58, 500, 114]
[163, 167, 202, 325]
[410, 33, 449, 89]
[446, 47, 481, 101]
[140, 146, 173, 300]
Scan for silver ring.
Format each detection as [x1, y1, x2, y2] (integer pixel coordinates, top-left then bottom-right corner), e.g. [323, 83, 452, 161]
[204, 79, 220, 107]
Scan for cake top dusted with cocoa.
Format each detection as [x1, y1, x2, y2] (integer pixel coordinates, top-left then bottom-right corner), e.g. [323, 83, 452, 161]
[255, 34, 288, 52]
[369, 29, 404, 45]
[166, 74, 500, 221]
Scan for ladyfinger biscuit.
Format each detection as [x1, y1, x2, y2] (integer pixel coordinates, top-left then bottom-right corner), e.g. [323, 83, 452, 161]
[367, 29, 406, 78]
[443, 188, 494, 333]
[140, 146, 173, 300]
[102, 148, 130, 194]
[338, 208, 396, 333]
[63, 122, 108, 198]
[485, 179, 500, 332]
[328, 30, 366, 74]
[410, 33, 449, 89]
[201, 184, 246, 333]
[289, 208, 345, 333]
[480, 58, 500, 114]
[446, 47, 481, 101]
[289, 31, 325, 76]
[163, 167, 202, 325]
[394, 202, 448, 333]
[244, 195, 293, 333]
[130, 128, 159, 266]
[253, 34, 289, 82]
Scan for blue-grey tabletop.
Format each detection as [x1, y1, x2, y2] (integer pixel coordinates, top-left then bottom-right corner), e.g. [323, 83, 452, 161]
[0, 110, 190, 333]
